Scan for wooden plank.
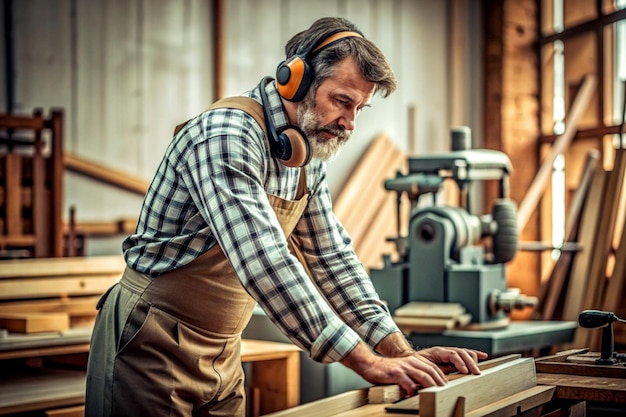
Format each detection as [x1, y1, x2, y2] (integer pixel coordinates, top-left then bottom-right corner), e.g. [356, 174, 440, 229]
[464, 385, 555, 417]
[368, 385, 405, 404]
[383, 354, 523, 412]
[535, 351, 626, 379]
[561, 167, 606, 322]
[583, 148, 626, 313]
[536, 373, 626, 404]
[62, 219, 137, 236]
[45, 405, 85, 417]
[406, 358, 537, 416]
[0, 255, 126, 279]
[393, 314, 472, 334]
[354, 172, 403, 268]
[603, 207, 626, 315]
[537, 149, 599, 320]
[571, 149, 626, 349]
[64, 153, 149, 196]
[0, 313, 70, 334]
[349, 147, 403, 246]
[394, 302, 466, 318]
[262, 388, 368, 417]
[333, 134, 395, 221]
[0, 275, 120, 300]
[517, 74, 596, 231]
[0, 296, 101, 316]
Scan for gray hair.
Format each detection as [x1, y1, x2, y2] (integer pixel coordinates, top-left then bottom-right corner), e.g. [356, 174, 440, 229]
[284, 17, 397, 98]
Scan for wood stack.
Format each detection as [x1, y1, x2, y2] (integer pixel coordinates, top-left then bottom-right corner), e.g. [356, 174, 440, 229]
[391, 301, 472, 334]
[536, 147, 626, 351]
[0, 256, 125, 331]
[333, 133, 407, 270]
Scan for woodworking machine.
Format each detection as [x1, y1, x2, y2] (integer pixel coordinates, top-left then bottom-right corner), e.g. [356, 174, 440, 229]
[370, 127, 537, 327]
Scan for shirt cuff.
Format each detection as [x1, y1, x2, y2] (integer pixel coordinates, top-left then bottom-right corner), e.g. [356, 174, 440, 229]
[354, 316, 402, 348]
[309, 320, 361, 364]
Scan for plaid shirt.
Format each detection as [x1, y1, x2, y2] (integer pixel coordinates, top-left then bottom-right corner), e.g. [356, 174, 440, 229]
[122, 79, 400, 363]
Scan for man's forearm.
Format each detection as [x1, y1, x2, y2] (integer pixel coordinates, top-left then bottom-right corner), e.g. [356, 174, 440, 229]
[373, 331, 415, 358]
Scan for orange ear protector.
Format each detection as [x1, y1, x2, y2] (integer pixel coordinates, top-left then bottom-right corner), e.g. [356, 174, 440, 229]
[276, 31, 362, 102]
[259, 77, 312, 167]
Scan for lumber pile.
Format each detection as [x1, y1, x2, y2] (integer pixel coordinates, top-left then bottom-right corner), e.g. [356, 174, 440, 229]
[333, 133, 407, 270]
[0, 256, 125, 331]
[391, 302, 472, 334]
[535, 147, 626, 351]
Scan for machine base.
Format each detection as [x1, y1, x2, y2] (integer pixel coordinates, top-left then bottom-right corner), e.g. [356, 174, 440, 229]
[409, 320, 578, 355]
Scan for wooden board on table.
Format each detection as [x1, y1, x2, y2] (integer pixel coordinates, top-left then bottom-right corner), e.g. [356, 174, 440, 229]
[387, 357, 537, 416]
[380, 354, 523, 410]
[535, 349, 626, 379]
[263, 388, 369, 417]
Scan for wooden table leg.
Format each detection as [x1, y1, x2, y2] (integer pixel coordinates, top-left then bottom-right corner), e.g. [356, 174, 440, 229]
[250, 350, 300, 415]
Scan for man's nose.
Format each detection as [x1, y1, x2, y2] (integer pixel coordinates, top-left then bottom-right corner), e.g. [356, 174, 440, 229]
[338, 108, 358, 131]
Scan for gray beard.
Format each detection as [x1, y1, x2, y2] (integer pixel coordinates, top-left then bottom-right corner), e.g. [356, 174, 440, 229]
[296, 95, 352, 161]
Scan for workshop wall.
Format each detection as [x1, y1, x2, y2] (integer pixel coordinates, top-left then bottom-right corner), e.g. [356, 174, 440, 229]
[0, 0, 483, 255]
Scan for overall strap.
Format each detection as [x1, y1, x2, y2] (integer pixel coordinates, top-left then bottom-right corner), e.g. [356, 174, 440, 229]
[173, 96, 268, 140]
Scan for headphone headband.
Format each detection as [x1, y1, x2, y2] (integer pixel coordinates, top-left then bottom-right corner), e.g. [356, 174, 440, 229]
[309, 31, 363, 56]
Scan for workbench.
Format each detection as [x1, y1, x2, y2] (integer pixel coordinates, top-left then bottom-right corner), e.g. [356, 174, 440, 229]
[264, 349, 626, 417]
[0, 327, 301, 416]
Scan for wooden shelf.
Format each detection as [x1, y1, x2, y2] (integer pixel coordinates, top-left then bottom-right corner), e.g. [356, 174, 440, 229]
[0, 368, 86, 415]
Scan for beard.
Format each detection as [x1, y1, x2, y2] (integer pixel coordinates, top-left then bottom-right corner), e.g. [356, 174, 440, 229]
[296, 94, 352, 161]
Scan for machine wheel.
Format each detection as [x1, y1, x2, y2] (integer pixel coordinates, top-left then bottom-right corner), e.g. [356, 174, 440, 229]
[491, 198, 518, 263]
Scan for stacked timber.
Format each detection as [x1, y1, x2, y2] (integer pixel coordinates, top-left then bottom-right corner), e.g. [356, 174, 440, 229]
[535, 147, 626, 351]
[0, 256, 125, 331]
[333, 133, 406, 270]
[392, 302, 472, 334]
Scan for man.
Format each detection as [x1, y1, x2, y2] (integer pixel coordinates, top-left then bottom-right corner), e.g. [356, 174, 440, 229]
[85, 16, 487, 417]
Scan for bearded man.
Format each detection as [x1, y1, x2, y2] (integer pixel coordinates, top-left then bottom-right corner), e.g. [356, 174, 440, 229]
[85, 16, 486, 417]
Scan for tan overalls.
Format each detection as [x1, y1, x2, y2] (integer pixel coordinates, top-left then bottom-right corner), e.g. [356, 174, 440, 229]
[85, 98, 309, 417]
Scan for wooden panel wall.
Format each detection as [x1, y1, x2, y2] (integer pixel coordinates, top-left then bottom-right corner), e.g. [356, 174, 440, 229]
[1, 0, 480, 256]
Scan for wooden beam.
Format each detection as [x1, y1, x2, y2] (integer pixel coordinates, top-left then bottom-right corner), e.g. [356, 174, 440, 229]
[64, 153, 149, 196]
[396, 358, 537, 416]
[0, 255, 126, 279]
[517, 74, 596, 231]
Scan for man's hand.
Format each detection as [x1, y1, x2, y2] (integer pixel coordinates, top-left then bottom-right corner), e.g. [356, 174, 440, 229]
[415, 346, 488, 375]
[340, 341, 488, 396]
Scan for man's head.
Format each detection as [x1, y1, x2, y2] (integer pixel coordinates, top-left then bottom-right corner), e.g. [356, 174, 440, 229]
[278, 17, 397, 161]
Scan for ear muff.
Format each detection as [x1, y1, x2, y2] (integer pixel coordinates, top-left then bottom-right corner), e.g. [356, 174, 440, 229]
[276, 31, 362, 102]
[259, 77, 312, 167]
